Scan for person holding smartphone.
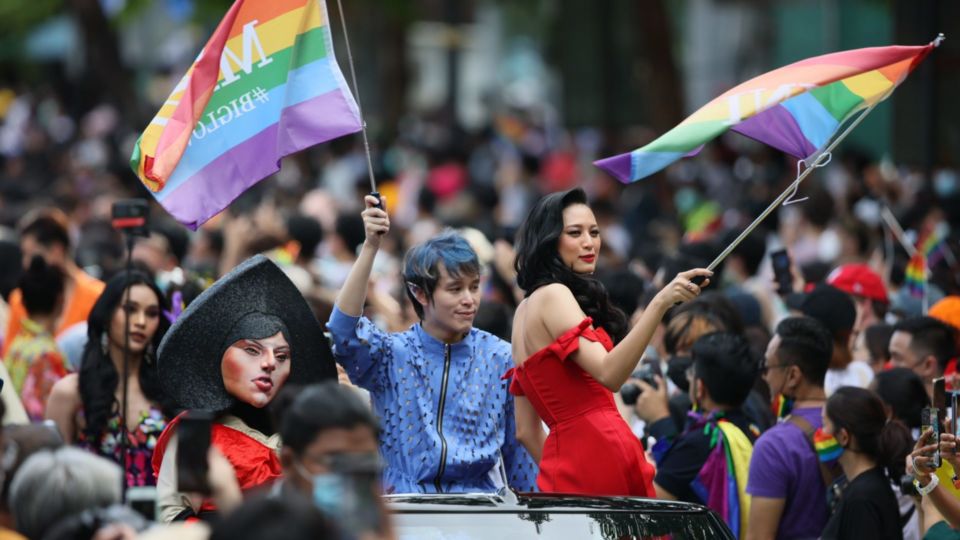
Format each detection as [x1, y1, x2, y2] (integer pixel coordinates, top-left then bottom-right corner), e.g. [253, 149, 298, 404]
[908, 429, 960, 536]
[151, 255, 337, 522]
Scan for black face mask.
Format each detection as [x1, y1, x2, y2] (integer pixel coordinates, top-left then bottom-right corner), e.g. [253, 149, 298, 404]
[667, 355, 693, 393]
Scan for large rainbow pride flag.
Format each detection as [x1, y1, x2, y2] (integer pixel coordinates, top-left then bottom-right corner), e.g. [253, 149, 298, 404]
[131, 0, 362, 229]
[596, 38, 941, 183]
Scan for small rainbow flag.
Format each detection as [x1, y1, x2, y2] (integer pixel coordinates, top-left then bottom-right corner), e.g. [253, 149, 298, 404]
[131, 0, 362, 229]
[905, 228, 945, 298]
[813, 428, 843, 462]
[920, 229, 947, 267]
[905, 252, 926, 298]
[596, 38, 940, 182]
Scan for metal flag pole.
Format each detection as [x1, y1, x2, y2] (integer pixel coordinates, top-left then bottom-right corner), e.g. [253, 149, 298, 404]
[701, 99, 883, 274]
[880, 206, 919, 258]
[334, 0, 381, 207]
[879, 206, 945, 313]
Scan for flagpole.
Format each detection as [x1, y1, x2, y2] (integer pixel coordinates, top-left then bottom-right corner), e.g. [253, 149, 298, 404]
[879, 206, 919, 258]
[880, 206, 943, 314]
[703, 100, 882, 274]
[883, 226, 895, 287]
[334, 0, 380, 204]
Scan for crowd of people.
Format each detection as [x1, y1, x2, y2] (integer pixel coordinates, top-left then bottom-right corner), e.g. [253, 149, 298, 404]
[1, 84, 960, 539]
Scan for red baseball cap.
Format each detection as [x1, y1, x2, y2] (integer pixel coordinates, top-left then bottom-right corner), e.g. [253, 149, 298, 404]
[827, 264, 889, 303]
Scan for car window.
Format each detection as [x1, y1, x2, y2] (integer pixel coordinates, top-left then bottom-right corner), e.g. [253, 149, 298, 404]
[395, 510, 727, 539]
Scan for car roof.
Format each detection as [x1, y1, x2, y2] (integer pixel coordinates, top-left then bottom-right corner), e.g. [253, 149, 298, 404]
[385, 491, 713, 514]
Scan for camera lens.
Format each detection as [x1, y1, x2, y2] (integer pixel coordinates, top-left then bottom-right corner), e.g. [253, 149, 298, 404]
[620, 383, 641, 405]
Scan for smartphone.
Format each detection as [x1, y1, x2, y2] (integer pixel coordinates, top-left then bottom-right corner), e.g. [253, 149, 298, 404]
[921, 407, 942, 470]
[952, 391, 960, 454]
[176, 410, 214, 495]
[935, 378, 947, 410]
[770, 249, 793, 295]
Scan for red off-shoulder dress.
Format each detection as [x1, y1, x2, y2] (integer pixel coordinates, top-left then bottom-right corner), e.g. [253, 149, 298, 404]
[503, 317, 656, 497]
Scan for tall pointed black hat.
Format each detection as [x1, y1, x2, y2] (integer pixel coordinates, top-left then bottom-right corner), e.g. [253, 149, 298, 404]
[158, 255, 335, 410]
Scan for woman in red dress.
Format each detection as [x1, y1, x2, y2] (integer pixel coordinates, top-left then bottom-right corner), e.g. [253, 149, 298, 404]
[506, 187, 712, 496]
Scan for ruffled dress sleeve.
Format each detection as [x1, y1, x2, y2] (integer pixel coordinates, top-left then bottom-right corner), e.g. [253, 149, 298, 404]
[501, 366, 524, 396]
[501, 317, 612, 397]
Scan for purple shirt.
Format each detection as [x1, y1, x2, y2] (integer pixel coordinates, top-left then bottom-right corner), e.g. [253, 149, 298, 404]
[746, 406, 828, 540]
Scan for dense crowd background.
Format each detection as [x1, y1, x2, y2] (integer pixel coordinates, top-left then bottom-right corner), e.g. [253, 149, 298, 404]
[1, 29, 960, 540]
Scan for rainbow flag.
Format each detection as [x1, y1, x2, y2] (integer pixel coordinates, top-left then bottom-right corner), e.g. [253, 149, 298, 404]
[906, 228, 945, 298]
[131, 0, 362, 229]
[596, 38, 940, 183]
[920, 229, 947, 267]
[905, 252, 926, 298]
[691, 419, 754, 540]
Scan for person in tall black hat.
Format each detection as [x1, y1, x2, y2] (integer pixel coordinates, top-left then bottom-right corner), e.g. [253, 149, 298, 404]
[150, 255, 336, 522]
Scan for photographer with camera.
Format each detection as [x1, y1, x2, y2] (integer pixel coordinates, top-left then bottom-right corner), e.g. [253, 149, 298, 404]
[630, 295, 775, 438]
[629, 300, 729, 435]
[643, 332, 759, 534]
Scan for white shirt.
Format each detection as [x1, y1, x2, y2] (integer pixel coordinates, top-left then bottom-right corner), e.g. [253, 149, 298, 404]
[824, 360, 875, 396]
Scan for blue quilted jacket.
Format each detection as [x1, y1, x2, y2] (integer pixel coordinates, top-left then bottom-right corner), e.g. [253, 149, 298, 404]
[327, 305, 538, 494]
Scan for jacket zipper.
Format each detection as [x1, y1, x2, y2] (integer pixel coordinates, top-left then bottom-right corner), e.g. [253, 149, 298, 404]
[433, 343, 452, 492]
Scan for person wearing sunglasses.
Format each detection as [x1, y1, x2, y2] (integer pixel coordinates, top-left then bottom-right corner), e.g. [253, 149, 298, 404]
[747, 316, 834, 540]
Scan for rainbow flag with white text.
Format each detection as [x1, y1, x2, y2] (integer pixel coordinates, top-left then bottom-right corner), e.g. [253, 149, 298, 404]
[131, 0, 362, 229]
[596, 39, 939, 182]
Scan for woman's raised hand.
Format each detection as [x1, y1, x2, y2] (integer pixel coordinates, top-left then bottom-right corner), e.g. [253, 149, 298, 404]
[655, 268, 713, 308]
[361, 195, 389, 246]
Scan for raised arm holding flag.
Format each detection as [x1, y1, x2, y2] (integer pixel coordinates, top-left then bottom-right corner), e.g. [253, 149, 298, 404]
[130, 0, 364, 229]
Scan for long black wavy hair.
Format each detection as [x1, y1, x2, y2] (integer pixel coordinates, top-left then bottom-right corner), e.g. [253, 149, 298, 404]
[78, 271, 171, 442]
[515, 187, 628, 342]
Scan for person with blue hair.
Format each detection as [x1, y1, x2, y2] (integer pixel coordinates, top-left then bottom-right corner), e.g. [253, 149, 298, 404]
[327, 195, 537, 494]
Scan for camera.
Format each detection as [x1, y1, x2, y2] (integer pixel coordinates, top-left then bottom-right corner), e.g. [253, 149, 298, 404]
[620, 363, 660, 405]
[111, 199, 150, 237]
